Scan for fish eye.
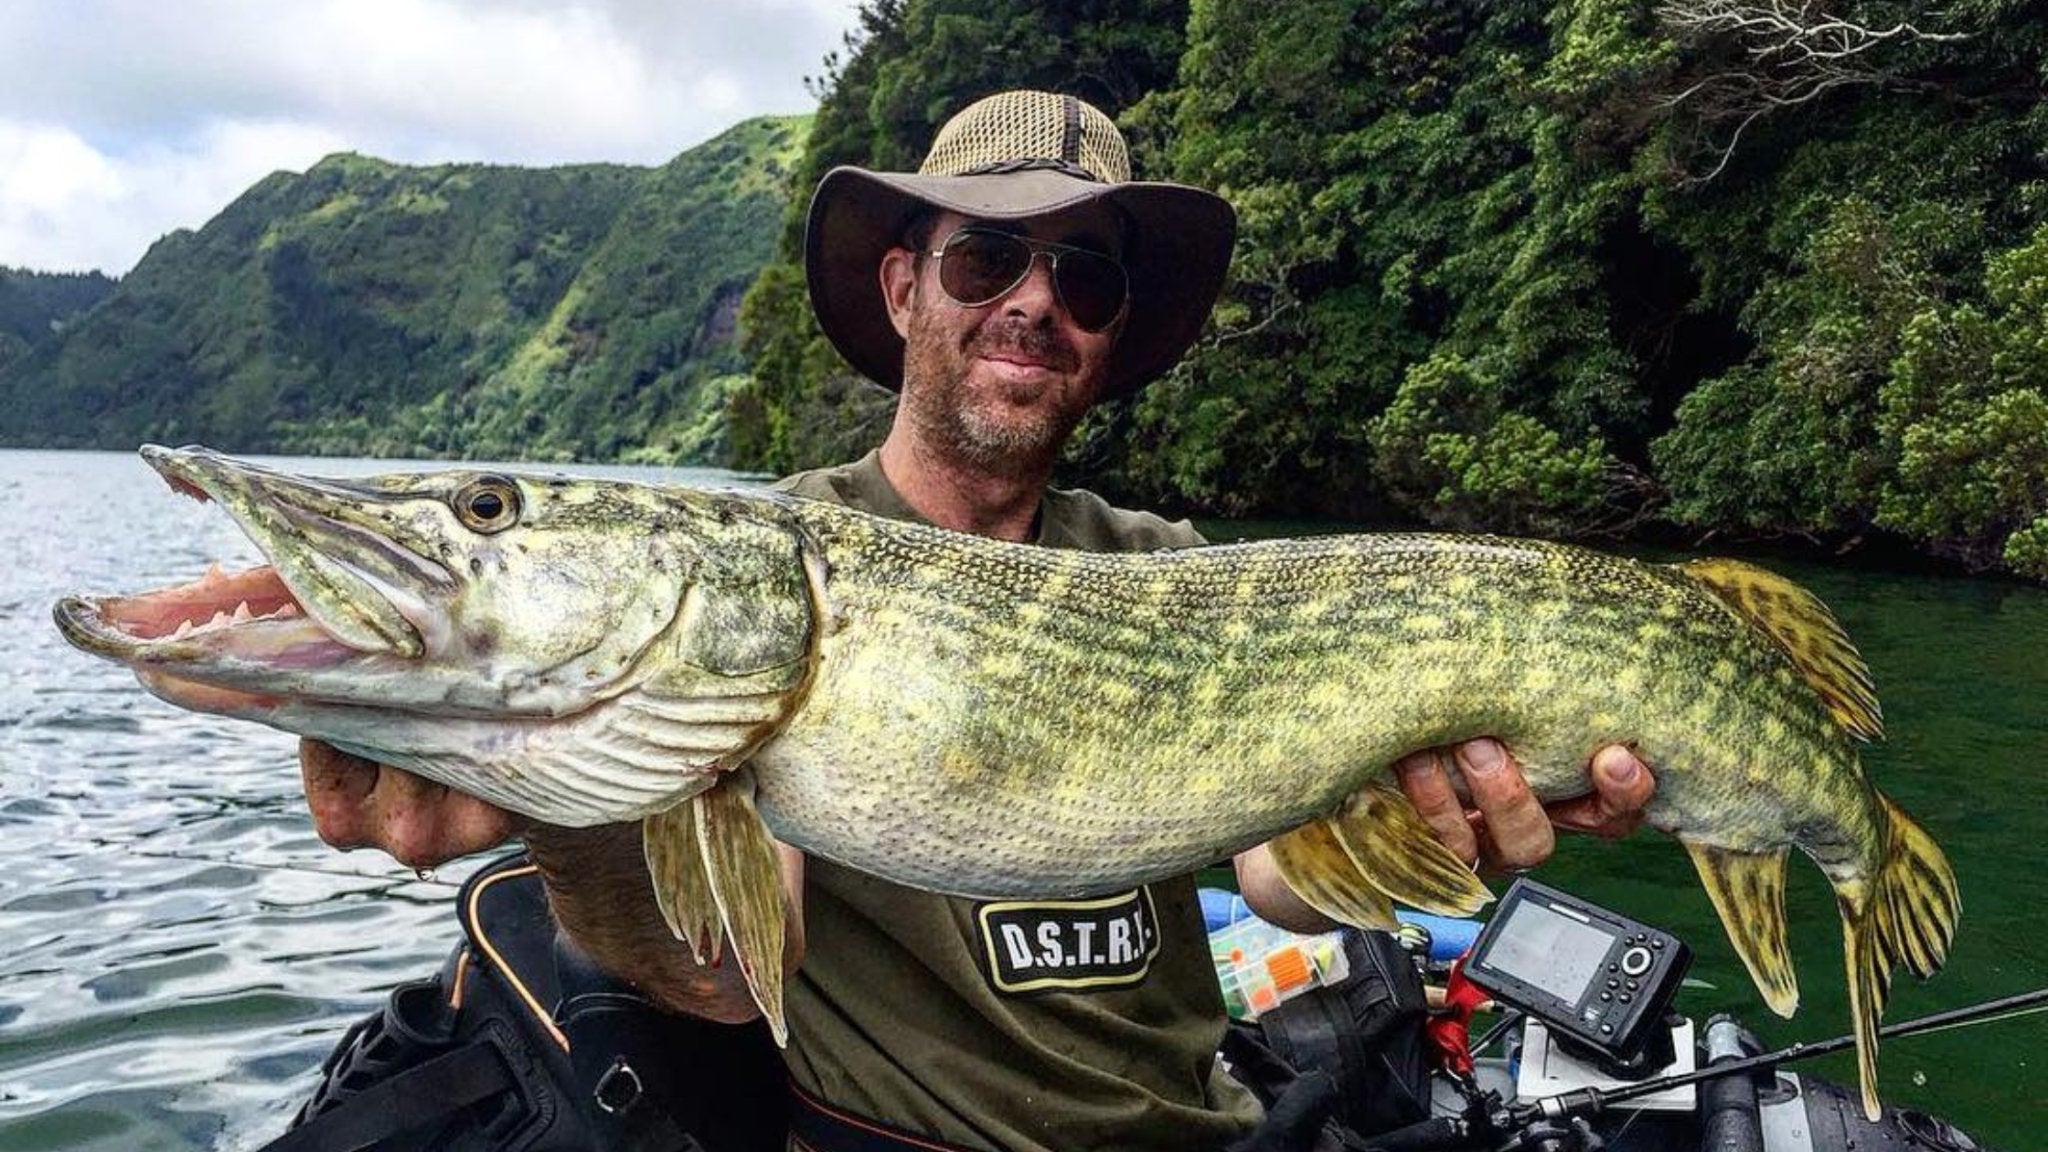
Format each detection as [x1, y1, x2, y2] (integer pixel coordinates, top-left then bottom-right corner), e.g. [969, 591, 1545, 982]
[454, 477, 521, 533]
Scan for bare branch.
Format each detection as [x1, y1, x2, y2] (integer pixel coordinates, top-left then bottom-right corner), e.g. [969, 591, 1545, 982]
[1652, 0, 1970, 182]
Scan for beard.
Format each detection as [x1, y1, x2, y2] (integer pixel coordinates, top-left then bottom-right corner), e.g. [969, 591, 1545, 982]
[901, 313, 1098, 469]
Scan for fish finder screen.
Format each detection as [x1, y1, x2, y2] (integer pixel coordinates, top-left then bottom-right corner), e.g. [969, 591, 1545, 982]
[1487, 901, 1613, 1002]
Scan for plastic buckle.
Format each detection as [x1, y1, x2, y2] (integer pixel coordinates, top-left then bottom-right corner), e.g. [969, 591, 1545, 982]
[594, 1056, 644, 1115]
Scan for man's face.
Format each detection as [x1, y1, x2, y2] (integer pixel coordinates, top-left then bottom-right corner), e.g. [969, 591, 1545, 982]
[881, 205, 1126, 471]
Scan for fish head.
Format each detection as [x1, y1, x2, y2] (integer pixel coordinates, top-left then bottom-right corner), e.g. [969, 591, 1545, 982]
[54, 445, 705, 721]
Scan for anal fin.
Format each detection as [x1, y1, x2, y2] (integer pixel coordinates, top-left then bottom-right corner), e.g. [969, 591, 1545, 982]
[1683, 840, 1799, 1017]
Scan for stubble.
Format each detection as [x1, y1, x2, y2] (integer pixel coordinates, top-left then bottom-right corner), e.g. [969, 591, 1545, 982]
[901, 312, 1097, 471]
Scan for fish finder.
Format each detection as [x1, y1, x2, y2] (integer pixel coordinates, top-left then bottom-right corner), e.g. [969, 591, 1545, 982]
[1463, 878, 1692, 1075]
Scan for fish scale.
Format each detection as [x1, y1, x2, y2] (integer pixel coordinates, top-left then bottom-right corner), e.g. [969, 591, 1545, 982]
[55, 446, 1957, 1115]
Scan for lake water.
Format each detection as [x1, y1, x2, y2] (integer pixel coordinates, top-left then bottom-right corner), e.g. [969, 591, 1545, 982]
[0, 448, 2041, 1149]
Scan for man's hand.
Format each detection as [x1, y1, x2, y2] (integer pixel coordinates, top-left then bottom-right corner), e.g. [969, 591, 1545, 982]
[1240, 740, 1653, 930]
[1394, 740, 1653, 874]
[299, 739, 524, 869]
[299, 739, 800, 1021]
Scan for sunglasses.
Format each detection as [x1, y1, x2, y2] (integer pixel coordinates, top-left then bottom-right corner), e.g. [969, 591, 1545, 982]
[927, 226, 1130, 333]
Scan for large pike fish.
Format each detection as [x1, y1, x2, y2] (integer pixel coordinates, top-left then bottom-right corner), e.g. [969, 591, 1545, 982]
[55, 447, 1958, 1118]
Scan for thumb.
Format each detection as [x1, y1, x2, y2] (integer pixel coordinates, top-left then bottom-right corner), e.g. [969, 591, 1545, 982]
[1546, 745, 1654, 838]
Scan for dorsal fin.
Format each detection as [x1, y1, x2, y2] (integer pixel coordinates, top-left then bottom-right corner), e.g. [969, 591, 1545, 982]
[1677, 558, 1883, 741]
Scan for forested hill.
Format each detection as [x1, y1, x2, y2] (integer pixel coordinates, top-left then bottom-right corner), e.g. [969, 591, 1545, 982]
[733, 0, 2048, 581]
[0, 114, 808, 464]
[0, 268, 115, 374]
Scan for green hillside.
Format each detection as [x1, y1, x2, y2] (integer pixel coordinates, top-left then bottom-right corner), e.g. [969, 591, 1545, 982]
[0, 268, 115, 374]
[0, 114, 808, 463]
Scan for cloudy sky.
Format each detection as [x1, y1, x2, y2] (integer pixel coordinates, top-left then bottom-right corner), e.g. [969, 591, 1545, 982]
[0, 0, 862, 276]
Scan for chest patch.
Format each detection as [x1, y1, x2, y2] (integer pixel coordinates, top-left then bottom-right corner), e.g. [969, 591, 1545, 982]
[975, 888, 1161, 994]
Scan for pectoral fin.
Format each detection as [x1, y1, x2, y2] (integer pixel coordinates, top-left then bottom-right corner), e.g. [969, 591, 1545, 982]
[640, 774, 791, 1045]
[1267, 819, 1399, 930]
[1327, 781, 1493, 918]
[1682, 840, 1799, 1017]
[695, 773, 790, 1045]
[644, 801, 721, 965]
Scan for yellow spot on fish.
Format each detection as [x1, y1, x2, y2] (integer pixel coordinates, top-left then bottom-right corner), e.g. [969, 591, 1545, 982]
[1712, 659, 1739, 684]
[1611, 667, 1643, 696]
[1402, 615, 1447, 634]
[1095, 679, 1141, 709]
[941, 747, 980, 787]
[1306, 681, 1354, 715]
[1291, 597, 1334, 624]
[1523, 666, 1559, 694]
[1048, 774, 1093, 807]
[977, 652, 1027, 683]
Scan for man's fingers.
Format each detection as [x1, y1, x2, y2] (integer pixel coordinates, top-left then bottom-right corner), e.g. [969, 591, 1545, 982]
[379, 779, 521, 868]
[1395, 750, 1480, 867]
[1455, 738, 1554, 873]
[372, 768, 455, 868]
[1546, 745, 1655, 838]
[300, 738, 379, 849]
[297, 738, 520, 867]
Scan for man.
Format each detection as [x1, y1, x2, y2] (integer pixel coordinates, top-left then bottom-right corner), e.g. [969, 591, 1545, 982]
[299, 91, 1654, 1151]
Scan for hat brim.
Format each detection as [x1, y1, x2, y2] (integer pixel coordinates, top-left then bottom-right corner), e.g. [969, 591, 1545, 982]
[805, 166, 1235, 399]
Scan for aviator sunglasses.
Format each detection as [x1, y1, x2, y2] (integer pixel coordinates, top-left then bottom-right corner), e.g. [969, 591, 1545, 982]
[928, 226, 1130, 333]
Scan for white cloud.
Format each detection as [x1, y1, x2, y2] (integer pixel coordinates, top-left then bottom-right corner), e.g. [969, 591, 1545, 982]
[0, 0, 861, 274]
[0, 118, 350, 274]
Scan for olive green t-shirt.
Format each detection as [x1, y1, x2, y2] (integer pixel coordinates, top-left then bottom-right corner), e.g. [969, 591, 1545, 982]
[772, 451, 1262, 1152]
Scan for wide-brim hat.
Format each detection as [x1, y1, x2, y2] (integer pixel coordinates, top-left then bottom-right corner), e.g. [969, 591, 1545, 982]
[805, 90, 1236, 399]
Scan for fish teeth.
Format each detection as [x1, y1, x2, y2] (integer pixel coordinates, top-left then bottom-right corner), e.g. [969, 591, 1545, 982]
[173, 619, 195, 639]
[233, 601, 253, 623]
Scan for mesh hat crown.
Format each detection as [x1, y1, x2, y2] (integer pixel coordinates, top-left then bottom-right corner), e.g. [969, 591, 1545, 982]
[805, 90, 1236, 399]
[920, 89, 1130, 181]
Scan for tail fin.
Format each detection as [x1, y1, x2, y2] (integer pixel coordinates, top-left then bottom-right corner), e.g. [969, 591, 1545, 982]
[1843, 793, 1961, 1120]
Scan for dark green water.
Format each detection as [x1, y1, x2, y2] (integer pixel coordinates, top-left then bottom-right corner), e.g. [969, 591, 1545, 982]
[1, 452, 2041, 1148]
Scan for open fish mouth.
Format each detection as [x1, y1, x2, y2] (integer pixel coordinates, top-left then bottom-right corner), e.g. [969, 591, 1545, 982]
[55, 562, 351, 664]
[51, 446, 432, 693]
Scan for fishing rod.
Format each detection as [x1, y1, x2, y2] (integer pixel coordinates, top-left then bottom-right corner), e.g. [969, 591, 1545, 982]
[121, 844, 463, 887]
[1511, 984, 2048, 1127]
[1362, 987, 2048, 1151]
